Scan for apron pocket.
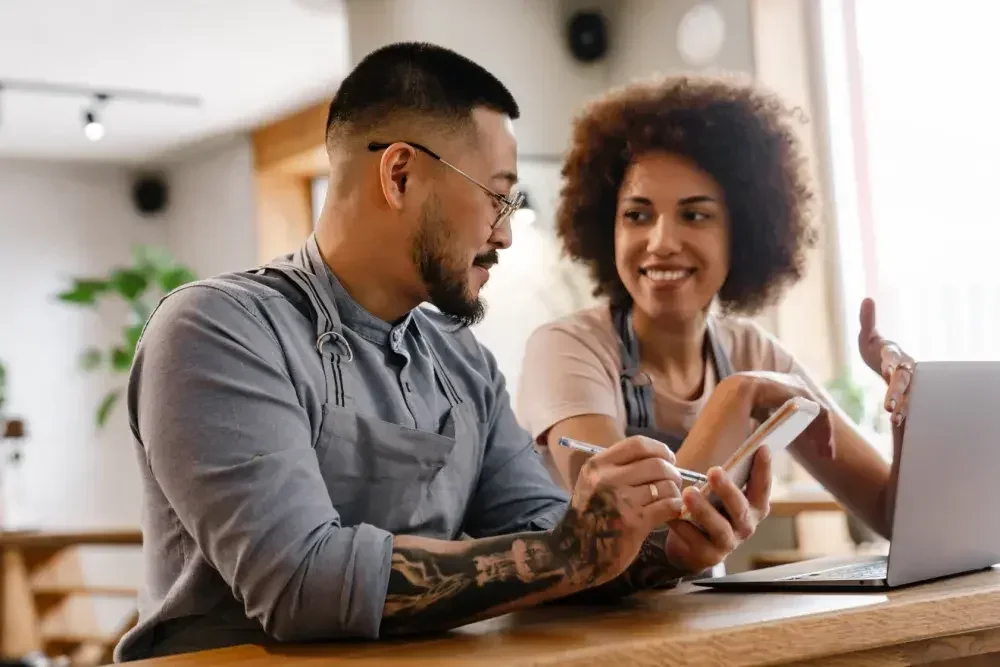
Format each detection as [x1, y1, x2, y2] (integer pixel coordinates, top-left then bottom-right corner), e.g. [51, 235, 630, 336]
[314, 403, 461, 533]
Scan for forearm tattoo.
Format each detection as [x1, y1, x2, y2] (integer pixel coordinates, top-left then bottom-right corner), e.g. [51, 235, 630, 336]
[620, 529, 686, 591]
[380, 491, 627, 635]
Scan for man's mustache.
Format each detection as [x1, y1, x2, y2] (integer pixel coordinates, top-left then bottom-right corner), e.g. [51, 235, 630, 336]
[473, 250, 499, 268]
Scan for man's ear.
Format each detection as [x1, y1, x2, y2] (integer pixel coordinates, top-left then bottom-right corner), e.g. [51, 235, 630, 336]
[379, 144, 415, 211]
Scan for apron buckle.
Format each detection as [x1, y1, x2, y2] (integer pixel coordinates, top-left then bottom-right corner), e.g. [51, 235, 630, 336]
[316, 330, 354, 362]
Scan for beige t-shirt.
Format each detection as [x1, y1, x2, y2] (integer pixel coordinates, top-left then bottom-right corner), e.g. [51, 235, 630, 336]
[516, 304, 816, 444]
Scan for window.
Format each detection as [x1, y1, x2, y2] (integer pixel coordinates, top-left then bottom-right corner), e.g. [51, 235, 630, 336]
[311, 176, 327, 228]
[821, 0, 1000, 367]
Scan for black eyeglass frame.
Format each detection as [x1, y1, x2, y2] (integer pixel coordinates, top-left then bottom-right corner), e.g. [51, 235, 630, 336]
[368, 141, 525, 229]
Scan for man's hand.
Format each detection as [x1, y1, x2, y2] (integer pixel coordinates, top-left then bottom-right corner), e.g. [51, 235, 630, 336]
[666, 447, 772, 573]
[556, 435, 686, 587]
[381, 435, 685, 635]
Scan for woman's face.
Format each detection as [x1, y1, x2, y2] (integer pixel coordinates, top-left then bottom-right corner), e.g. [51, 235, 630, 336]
[614, 152, 731, 323]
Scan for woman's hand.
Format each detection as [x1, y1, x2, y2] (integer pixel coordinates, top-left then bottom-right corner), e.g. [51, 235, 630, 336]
[857, 298, 915, 429]
[678, 373, 834, 473]
[665, 447, 772, 573]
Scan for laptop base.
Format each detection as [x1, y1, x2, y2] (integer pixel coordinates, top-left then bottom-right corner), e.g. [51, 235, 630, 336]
[693, 555, 891, 592]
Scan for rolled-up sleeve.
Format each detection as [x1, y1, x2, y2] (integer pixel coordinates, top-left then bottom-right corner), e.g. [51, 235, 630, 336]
[132, 285, 392, 641]
[462, 348, 569, 538]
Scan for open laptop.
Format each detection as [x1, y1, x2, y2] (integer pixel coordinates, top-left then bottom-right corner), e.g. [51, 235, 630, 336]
[694, 361, 1000, 592]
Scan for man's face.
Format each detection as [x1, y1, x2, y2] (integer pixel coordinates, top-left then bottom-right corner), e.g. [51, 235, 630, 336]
[411, 109, 517, 326]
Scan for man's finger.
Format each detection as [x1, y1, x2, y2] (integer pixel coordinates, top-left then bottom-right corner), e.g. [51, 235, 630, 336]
[667, 520, 723, 571]
[744, 447, 773, 516]
[682, 487, 737, 553]
[642, 496, 685, 526]
[706, 466, 755, 541]
[613, 456, 683, 488]
[598, 435, 676, 466]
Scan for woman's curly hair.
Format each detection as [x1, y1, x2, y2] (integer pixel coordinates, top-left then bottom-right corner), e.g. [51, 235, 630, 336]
[556, 73, 816, 314]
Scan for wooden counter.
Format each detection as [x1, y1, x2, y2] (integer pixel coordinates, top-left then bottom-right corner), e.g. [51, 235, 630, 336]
[1, 527, 143, 663]
[118, 566, 1000, 667]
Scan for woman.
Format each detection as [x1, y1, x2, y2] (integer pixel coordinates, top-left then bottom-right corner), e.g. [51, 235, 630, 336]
[517, 74, 914, 541]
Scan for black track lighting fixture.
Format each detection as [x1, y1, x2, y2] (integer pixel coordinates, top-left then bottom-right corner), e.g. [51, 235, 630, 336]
[0, 79, 201, 141]
[83, 93, 109, 142]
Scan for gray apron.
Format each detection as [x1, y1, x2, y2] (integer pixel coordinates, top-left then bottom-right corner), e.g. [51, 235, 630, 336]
[612, 306, 735, 577]
[258, 245, 480, 539]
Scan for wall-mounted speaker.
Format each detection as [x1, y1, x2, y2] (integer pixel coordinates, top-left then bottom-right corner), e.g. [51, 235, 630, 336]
[566, 9, 609, 63]
[131, 174, 169, 216]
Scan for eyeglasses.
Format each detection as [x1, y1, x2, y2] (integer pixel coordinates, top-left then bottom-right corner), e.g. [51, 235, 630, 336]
[368, 141, 525, 229]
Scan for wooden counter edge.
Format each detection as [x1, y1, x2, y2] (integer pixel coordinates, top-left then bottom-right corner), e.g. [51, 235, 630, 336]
[0, 527, 142, 548]
[533, 582, 1000, 667]
[113, 576, 1000, 667]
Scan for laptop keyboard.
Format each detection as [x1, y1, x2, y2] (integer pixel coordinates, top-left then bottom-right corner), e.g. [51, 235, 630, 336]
[783, 559, 888, 581]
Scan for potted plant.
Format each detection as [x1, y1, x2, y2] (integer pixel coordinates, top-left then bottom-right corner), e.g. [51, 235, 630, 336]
[56, 246, 197, 427]
[825, 368, 886, 545]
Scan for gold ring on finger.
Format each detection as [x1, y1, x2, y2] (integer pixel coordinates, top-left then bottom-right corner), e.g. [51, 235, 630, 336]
[649, 483, 659, 501]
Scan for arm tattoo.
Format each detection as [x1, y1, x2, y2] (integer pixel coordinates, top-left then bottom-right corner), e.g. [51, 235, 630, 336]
[380, 491, 626, 636]
[620, 529, 687, 591]
[560, 529, 687, 603]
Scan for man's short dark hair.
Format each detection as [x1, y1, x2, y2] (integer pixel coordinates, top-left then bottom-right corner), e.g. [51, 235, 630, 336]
[325, 42, 519, 146]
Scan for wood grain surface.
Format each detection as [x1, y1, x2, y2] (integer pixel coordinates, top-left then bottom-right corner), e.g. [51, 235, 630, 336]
[118, 567, 1000, 667]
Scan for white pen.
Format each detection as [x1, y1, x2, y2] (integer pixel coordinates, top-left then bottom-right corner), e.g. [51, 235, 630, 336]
[558, 436, 708, 485]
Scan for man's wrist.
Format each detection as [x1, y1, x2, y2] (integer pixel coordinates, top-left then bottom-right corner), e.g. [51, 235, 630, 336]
[625, 529, 691, 590]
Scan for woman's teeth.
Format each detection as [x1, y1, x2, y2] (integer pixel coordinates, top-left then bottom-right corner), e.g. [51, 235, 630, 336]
[644, 268, 691, 282]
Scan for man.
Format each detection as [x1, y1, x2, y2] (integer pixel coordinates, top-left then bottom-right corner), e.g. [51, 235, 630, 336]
[114, 42, 778, 661]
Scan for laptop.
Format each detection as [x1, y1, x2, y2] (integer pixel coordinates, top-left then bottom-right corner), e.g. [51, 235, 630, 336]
[694, 361, 1000, 591]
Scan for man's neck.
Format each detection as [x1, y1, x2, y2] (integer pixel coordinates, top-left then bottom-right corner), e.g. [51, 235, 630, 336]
[314, 207, 420, 324]
[631, 307, 709, 399]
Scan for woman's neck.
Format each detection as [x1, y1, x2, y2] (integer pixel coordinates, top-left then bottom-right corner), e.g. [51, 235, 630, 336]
[631, 307, 709, 400]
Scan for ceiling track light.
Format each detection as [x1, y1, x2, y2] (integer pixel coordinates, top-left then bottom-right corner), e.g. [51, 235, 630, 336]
[83, 93, 109, 141]
[0, 79, 201, 143]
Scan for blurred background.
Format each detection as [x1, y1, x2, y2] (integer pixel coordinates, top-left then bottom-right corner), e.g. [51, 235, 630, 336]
[0, 0, 996, 663]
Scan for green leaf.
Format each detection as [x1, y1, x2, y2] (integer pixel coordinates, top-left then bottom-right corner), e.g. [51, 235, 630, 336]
[109, 269, 149, 301]
[80, 348, 103, 371]
[56, 279, 110, 305]
[96, 390, 121, 428]
[158, 266, 197, 293]
[110, 346, 134, 372]
[132, 245, 174, 272]
[124, 323, 144, 350]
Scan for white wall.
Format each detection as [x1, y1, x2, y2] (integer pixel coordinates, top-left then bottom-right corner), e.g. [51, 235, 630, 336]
[0, 135, 257, 530]
[0, 139, 257, 633]
[161, 134, 258, 277]
[345, 0, 755, 160]
[0, 159, 161, 529]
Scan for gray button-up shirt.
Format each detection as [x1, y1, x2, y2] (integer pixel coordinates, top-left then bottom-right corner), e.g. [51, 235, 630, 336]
[114, 236, 569, 661]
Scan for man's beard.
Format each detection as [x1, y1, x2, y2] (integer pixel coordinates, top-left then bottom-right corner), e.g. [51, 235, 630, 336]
[411, 199, 495, 328]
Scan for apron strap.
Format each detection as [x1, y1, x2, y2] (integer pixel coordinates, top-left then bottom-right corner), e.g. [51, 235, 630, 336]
[705, 317, 736, 380]
[612, 306, 655, 430]
[613, 307, 737, 432]
[255, 240, 352, 408]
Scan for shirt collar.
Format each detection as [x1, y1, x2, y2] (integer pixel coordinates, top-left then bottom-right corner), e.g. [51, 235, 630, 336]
[300, 234, 414, 346]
